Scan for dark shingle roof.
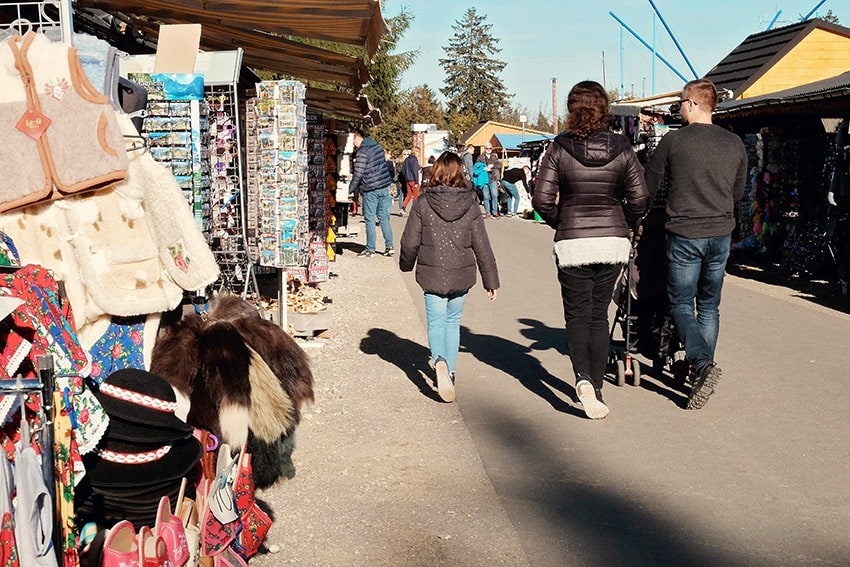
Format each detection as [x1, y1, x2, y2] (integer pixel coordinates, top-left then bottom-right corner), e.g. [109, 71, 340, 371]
[703, 20, 850, 98]
[715, 71, 850, 116]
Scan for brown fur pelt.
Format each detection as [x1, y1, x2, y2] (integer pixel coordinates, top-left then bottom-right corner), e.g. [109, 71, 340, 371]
[150, 296, 315, 488]
[207, 295, 314, 419]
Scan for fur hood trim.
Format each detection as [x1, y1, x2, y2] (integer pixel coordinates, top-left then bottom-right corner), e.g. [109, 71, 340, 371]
[553, 236, 630, 268]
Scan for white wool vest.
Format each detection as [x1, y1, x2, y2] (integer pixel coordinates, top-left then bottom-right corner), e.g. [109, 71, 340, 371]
[0, 32, 127, 213]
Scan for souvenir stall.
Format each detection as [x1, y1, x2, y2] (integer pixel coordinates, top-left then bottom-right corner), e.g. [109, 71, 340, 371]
[244, 80, 333, 333]
[0, 4, 316, 566]
[717, 103, 850, 284]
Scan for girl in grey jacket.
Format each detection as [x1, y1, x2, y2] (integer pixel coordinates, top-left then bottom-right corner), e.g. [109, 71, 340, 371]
[399, 152, 500, 402]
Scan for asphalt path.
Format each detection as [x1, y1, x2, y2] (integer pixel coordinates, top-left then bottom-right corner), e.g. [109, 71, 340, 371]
[394, 213, 850, 567]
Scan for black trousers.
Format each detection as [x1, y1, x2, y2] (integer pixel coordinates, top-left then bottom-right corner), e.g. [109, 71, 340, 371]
[557, 262, 622, 390]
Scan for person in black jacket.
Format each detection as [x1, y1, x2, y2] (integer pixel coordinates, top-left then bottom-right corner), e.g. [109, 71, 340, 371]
[349, 129, 395, 257]
[399, 152, 499, 403]
[532, 81, 650, 419]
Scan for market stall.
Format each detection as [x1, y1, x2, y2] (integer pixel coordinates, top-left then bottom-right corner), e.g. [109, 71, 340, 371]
[0, 0, 387, 564]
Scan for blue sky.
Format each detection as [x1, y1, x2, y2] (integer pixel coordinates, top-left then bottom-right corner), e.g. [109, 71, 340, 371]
[390, 0, 840, 118]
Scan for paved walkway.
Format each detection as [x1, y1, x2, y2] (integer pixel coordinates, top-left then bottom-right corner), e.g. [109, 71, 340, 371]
[250, 223, 529, 567]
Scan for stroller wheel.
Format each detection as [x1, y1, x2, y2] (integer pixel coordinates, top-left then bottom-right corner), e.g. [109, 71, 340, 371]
[615, 359, 626, 386]
[631, 358, 641, 387]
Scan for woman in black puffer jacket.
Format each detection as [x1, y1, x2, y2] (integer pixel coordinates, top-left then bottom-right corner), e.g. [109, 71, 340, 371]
[400, 152, 499, 403]
[532, 81, 649, 419]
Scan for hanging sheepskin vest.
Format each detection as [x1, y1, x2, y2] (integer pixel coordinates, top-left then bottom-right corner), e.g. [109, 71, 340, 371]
[0, 31, 128, 213]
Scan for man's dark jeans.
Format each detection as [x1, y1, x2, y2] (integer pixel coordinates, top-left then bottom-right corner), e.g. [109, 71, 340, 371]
[665, 233, 731, 372]
[557, 262, 622, 390]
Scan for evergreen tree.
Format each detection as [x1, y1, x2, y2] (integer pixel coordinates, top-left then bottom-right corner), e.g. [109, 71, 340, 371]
[376, 85, 445, 155]
[439, 8, 512, 125]
[364, 6, 417, 114]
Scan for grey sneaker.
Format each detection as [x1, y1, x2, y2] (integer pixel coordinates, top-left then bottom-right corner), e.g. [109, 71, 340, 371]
[686, 363, 721, 410]
[435, 357, 455, 402]
[384, 247, 395, 257]
[576, 379, 609, 419]
[358, 249, 375, 257]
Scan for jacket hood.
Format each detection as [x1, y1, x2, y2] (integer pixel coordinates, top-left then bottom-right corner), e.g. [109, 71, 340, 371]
[358, 136, 379, 149]
[423, 185, 478, 222]
[555, 130, 632, 167]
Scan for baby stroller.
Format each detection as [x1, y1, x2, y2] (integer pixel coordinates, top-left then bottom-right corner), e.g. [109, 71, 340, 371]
[608, 225, 642, 386]
[609, 208, 688, 387]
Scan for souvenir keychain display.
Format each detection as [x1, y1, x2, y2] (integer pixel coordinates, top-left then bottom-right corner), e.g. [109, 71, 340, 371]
[131, 73, 211, 238]
[205, 86, 251, 294]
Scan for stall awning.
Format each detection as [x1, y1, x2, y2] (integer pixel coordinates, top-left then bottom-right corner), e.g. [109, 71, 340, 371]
[74, 0, 389, 121]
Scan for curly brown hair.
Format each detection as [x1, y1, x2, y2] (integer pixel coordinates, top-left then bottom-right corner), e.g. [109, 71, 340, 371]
[428, 151, 467, 188]
[566, 81, 610, 139]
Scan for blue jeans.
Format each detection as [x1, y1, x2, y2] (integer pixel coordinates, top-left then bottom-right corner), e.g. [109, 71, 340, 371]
[482, 180, 499, 216]
[500, 180, 520, 215]
[424, 292, 467, 373]
[362, 186, 393, 252]
[666, 233, 731, 371]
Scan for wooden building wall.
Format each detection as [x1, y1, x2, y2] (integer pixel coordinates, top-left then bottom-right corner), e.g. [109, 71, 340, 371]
[742, 29, 850, 98]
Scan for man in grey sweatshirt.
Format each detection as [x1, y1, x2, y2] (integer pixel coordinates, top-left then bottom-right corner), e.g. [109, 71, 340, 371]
[645, 78, 747, 410]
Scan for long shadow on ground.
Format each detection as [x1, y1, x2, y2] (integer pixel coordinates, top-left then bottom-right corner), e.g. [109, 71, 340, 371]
[459, 324, 584, 417]
[360, 328, 442, 402]
[481, 406, 765, 566]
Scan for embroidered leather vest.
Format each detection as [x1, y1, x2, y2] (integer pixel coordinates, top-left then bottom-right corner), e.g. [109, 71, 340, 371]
[0, 32, 128, 213]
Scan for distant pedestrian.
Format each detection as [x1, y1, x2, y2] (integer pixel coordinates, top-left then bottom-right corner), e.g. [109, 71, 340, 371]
[349, 129, 395, 257]
[472, 160, 489, 205]
[500, 165, 531, 217]
[400, 148, 421, 216]
[476, 142, 501, 218]
[399, 152, 499, 403]
[421, 155, 436, 188]
[396, 149, 411, 214]
[645, 78, 747, 410]
[532, 80, 650, 419]
[461, 143, 475, 188]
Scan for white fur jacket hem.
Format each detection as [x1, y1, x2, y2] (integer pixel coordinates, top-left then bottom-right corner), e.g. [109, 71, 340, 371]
[553, 236, 630, 267]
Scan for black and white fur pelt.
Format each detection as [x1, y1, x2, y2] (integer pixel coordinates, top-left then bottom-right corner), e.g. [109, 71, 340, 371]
[150, 295, 315, 488]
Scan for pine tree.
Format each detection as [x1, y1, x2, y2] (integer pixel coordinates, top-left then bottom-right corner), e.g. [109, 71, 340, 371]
[439, 8, 512, 125]
[376, 85, 445, 155]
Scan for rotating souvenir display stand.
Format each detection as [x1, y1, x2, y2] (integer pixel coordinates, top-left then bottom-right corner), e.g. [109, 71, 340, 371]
[119, 48, 259, 300]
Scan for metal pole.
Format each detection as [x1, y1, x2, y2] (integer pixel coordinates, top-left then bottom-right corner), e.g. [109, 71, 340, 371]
[767, 10, 783, 30]
[803, 0, 828, 21]
[619, 28, 624, 97]
[647, 0, 699, 79]
[651, 13, 657, 95]
[610, 12, 689, 84]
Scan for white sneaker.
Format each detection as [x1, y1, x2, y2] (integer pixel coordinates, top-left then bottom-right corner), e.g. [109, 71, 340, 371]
[435, 357, 455, 402]
[576, 380, 609, 419]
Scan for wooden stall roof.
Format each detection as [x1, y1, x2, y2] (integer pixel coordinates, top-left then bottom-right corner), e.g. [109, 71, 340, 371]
[703, 19, 850, 99]
[74, 0, 389, 121]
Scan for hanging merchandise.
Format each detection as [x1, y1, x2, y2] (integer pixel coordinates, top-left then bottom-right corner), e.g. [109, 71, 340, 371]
[306, 112, 330, 282]
[0, 113, 221, 347]
[0, 32, 129, 213]
[244, 80, 309, 269]
[149, 294, 315, 489]
[130, 72, 212, 236]
[76, 368, 202, 529]
[205, 86, 252, 295]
